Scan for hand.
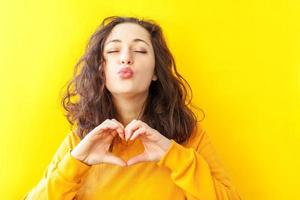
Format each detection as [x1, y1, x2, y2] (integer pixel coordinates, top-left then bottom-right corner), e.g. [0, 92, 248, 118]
[71, 119, 127, 166]
[124, 119, 172, 166]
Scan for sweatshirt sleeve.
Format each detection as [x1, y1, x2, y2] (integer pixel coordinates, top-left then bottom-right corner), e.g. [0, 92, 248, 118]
[157, 127, 242, 200]
[23, 131, 91, 200]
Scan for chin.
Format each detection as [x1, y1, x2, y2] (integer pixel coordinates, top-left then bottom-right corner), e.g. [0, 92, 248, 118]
[111, 90, 137, 96]
[111, 89, 148, 97]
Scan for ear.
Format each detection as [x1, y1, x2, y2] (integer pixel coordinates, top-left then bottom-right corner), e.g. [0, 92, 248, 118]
[98, 64, 105, 77]
[98, 60, 105, 71]
[152, 74, 158, 81]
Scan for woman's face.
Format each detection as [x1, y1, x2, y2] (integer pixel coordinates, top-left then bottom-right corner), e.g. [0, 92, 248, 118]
[102, 22, 157, 97]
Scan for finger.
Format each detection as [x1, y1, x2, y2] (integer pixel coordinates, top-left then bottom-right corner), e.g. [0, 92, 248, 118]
[124, 119, 141, 141]
[96, 122, 119, 134]
[129, 127, 146, 141]
[103, 153, 127, 167]
[95, 119, 121, 135]
[107, 119, 124, 139]
[109, 129, 118, 137]
[86, 124, 118, 140]
[97, 127, 118, 138]
[127, 153, 148, 166]
[99, 129, 116, 143]
[111, 119, 125, 140]
[111, 118, 124, 128]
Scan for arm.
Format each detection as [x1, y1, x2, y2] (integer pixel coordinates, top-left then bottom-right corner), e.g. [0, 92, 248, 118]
[23, 131, 91, 200]
[157, 128, 242, 200]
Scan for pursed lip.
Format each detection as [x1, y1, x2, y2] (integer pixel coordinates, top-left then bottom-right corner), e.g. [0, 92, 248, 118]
[118, 67, 134, 78]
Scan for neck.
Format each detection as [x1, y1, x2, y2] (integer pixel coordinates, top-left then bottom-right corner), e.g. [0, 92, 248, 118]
[112, 92, 148, 126]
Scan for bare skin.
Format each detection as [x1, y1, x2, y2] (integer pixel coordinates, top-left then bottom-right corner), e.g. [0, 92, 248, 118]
[71, 119, 126, 166]
[71, 23, 171, 167]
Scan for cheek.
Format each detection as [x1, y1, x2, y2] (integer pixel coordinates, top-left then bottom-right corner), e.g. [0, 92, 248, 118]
[146, 59, 156, 76]
[139, 54, 155, 70]
[103, 55, 116, 66]
[136, 67, 155, 86]
[103, 65, 116, 85]
[135, 57, 155, 80]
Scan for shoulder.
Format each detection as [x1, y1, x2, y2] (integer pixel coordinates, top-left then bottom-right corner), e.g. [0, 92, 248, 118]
[182, 122, 209, 150]
[67, 128, 82, 149]
[53, 129, 82, 158]
[55, 128, 82, 156]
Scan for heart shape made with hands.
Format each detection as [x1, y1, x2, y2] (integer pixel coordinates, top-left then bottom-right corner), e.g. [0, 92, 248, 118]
[99, 119, 172, 167]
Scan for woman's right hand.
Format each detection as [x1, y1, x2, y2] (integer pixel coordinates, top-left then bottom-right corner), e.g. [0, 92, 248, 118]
[70, 119, 126, 166]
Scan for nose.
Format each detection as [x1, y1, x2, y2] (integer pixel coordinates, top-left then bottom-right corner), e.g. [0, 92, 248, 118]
[120, 50, 133, 65]
[121, 59, 132, 65]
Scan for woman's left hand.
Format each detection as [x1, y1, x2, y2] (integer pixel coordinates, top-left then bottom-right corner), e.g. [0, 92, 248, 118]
[124, 119, 172, 166]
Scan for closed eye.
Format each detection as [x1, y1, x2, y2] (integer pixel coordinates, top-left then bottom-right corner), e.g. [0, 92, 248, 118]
[134, 51, 147, 54]
[107, 50, 147, 54]
[107, 51, 119, 54]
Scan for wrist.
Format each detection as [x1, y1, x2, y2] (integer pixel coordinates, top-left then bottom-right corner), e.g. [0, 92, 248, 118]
[71, 149, 86, 163]
[160, 138, 172, 152]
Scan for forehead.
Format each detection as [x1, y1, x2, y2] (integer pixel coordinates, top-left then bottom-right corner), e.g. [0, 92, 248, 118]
[104, 23, 151, 45]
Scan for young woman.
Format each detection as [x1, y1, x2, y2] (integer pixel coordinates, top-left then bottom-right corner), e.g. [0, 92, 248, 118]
[24, 16, 241, 200]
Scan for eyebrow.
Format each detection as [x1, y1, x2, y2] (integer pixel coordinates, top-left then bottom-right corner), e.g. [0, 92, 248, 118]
[105, 38, 150, 46]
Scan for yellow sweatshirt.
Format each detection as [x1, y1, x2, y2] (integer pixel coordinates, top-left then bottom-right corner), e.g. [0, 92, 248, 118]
[24, 124, 241, 200]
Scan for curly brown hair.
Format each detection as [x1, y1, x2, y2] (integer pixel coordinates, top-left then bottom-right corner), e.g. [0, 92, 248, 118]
[61, 16, 205, 144]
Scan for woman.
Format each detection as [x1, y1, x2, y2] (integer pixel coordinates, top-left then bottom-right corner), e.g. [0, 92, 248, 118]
[24, 16, 241, 199]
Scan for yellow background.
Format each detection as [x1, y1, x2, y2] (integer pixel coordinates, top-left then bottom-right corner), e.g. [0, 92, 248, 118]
[0, 0, 299, 199]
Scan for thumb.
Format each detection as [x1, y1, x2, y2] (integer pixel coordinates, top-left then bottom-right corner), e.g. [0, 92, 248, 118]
[103, 153, 127, 167]
[127, 153, 149, 166]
